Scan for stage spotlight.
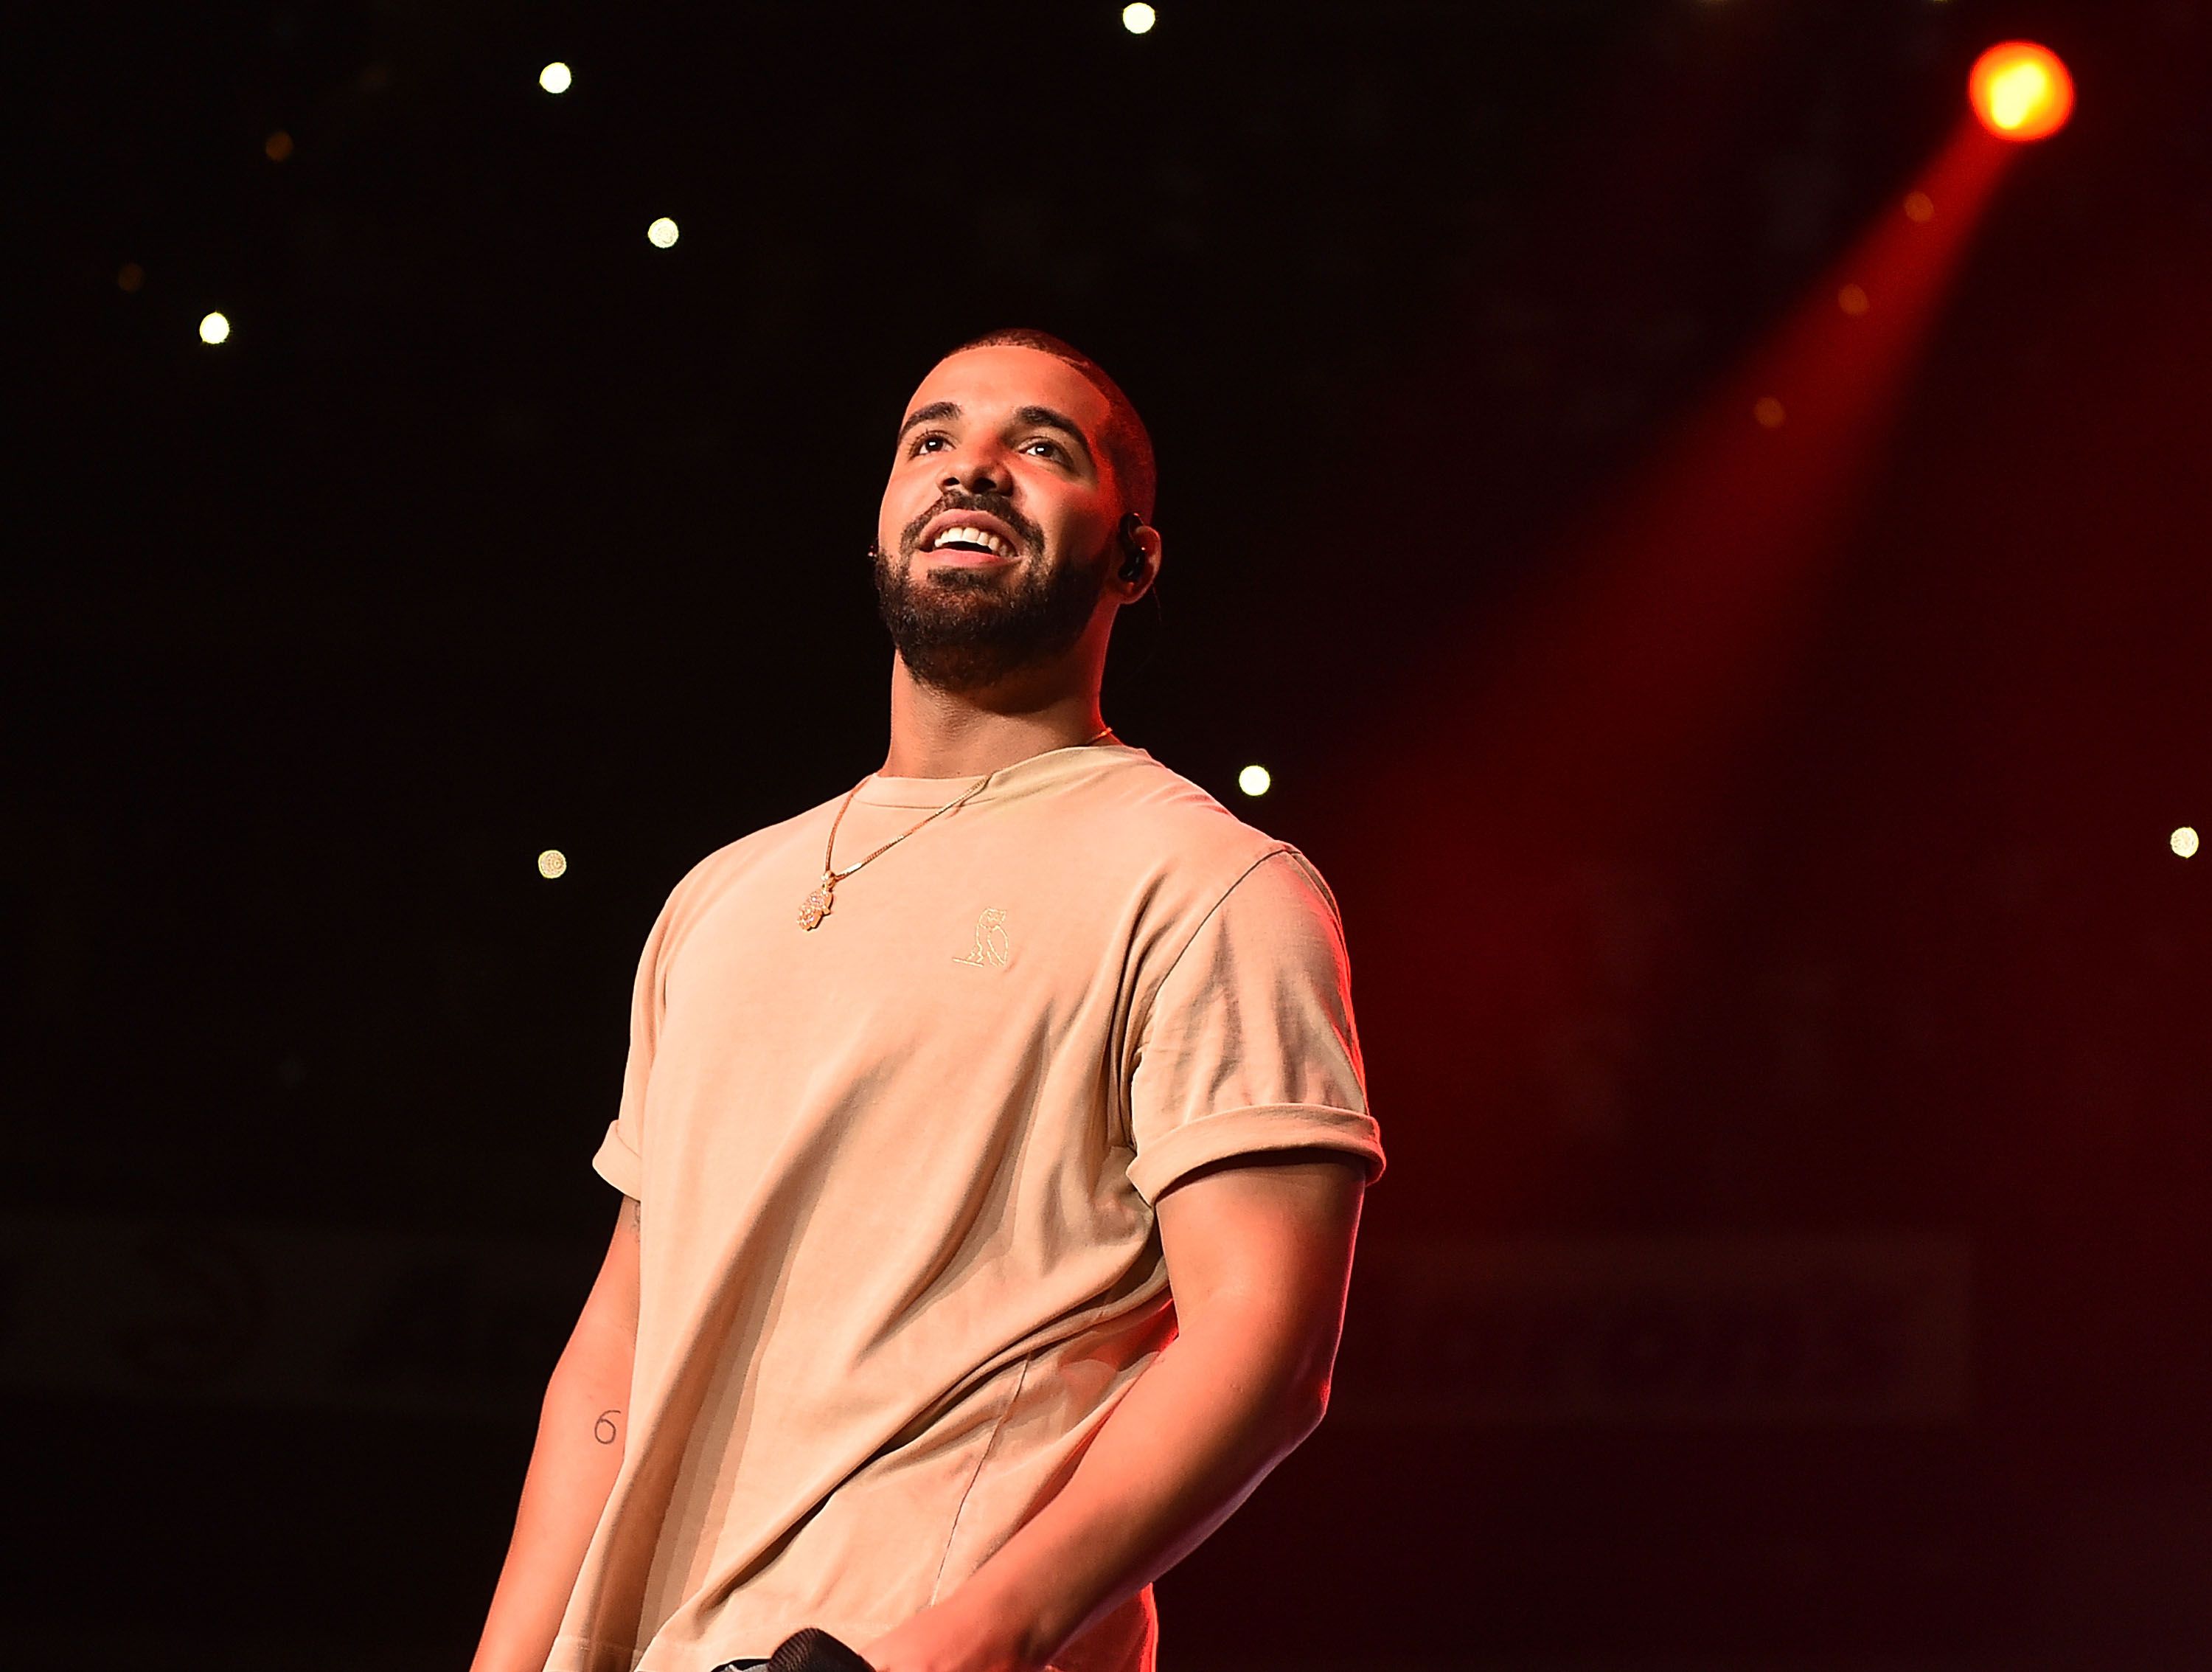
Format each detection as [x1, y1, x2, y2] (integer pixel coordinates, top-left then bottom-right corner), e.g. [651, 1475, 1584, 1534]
[647, 216, 680, 249]
[198, 311, 231, 345]
[1969, 41, 2073, 142]
[538, 849, 568, 878]
[2174, 827, 2200, 859]
[1238, 764, 1272, 798]
[1123, 4, 1157, 34]
[539, 61, 572, 94]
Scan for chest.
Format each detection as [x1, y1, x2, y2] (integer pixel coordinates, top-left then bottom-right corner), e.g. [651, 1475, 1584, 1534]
[661, 818, 1134, 1094]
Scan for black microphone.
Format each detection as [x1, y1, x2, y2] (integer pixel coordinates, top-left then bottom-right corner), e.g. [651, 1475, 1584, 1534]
[765, 1627, 875, 1672]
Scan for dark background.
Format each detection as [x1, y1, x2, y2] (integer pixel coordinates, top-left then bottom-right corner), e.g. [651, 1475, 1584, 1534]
[10, 1, 2211, 1668]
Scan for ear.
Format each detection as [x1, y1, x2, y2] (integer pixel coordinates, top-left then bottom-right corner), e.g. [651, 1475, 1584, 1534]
[1121, 522, 1162, 600]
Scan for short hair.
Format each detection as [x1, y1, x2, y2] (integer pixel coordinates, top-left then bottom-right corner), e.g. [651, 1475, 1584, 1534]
[946, 327, 1158, 523]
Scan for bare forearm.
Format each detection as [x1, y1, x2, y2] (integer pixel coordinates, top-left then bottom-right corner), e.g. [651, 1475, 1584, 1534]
[858, 1159, 1362, 1672]
[473, 1199, 640, 1672]
[958, 1303, 1325, 1664]
[469, 1359, 630, 1672]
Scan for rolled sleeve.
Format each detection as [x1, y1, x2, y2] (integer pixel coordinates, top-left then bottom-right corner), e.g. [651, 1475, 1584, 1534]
[1127, 1102, 1382, 1204]
[596, 886, 680, 1201]
[1127, 847, 1381, 1205]
[593, 1117, 644, 1199]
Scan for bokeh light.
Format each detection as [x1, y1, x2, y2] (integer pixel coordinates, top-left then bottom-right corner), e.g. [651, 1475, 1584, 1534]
[1969, 41, 2074, 142]
[1837, 283, 1870, 316]
[1123, 4, 1158, 34]
[198, 311, 231, 345]
[2174, 827, 2200, 859]
[1237, 764, 1272, 798]
[1903, 190, 1935, 223]
[538, 849, 568, 878]
[265, 130, 293, 162]
[116, 262, 145, 294]
[1753, 395, 1787, 429]
[647, 216, 681, 249]
[539, 61, 572, 94]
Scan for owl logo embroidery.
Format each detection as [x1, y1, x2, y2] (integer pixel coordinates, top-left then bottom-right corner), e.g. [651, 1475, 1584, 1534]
[954, 907, 1010, 968]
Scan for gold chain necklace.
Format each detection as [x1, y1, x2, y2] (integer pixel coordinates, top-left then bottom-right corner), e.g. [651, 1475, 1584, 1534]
[798, 727, 1115, 931]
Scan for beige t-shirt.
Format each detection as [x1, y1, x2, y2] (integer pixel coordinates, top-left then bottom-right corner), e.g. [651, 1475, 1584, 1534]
[549, 743, 1381, 1672]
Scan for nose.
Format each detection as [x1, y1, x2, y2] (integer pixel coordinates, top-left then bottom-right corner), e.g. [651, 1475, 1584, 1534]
[940, 440, 1009, 499]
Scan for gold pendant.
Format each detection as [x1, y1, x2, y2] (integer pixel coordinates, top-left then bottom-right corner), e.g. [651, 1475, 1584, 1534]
[799, 875, 836, 931]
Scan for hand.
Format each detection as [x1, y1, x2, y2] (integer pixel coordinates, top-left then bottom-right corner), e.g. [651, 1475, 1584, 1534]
[857, 1592, 1046, 1672]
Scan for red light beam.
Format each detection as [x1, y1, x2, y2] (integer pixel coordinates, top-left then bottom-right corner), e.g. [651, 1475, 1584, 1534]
[1310, 118, 2023, 1165]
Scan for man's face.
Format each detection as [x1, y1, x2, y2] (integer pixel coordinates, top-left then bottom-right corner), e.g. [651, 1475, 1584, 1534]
[873, 346, 1123, 693]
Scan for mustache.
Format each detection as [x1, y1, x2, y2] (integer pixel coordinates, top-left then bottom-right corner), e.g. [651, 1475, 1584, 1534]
[897, 490, 1046, 556]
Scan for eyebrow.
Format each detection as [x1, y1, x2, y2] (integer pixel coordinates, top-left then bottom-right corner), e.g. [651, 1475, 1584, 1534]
[894, 400, 1099, 472]
[896, 400, 961, 441]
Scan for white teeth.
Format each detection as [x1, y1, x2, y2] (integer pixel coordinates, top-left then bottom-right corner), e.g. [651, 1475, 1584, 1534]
[933, 526, 1010, 555]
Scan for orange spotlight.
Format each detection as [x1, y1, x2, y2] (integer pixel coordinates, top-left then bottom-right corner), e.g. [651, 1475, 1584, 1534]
[1968, 41, 2074, 142]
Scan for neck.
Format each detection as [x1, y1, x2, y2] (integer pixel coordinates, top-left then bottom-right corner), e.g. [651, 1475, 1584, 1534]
[881, 659, 1109, 779]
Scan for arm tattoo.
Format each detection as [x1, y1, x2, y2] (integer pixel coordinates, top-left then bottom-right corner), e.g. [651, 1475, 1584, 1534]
[594, 1409, 620, 1444]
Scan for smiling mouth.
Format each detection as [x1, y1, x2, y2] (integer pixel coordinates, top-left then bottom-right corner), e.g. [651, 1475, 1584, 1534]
[928, 525, 1018, 558]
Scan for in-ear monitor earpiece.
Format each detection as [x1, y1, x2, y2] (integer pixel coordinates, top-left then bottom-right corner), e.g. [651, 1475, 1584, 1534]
[1116, 513, 1147, 585]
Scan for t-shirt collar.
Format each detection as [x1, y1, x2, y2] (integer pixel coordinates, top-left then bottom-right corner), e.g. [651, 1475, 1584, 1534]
[855, 740, 1147, 808]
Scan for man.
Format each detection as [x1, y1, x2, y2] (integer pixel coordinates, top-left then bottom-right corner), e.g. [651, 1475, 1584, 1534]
[469, 330, 1382, 1672]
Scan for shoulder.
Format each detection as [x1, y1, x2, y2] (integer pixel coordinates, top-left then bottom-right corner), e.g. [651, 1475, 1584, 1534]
[1072, 750, 1301, 887]
[1067, 752, 1348, 955]
[641, 788, 846, 947]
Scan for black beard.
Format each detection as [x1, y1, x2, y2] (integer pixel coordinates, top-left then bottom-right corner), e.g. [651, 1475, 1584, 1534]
[872, 509, 1106, 693]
